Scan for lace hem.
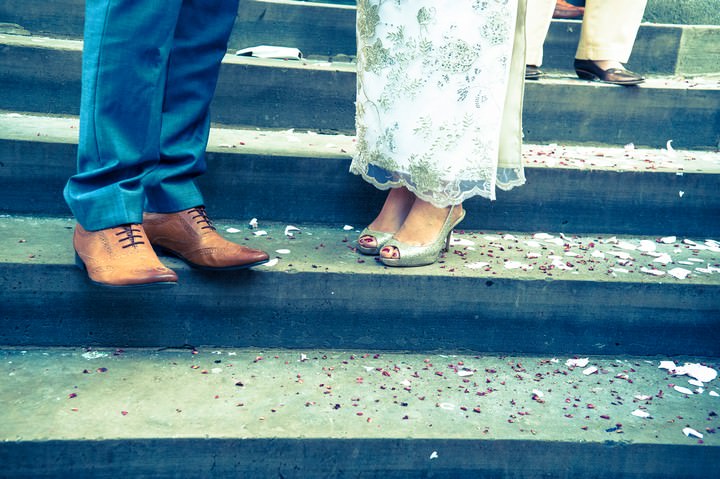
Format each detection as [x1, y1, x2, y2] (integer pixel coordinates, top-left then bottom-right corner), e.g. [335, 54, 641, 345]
[351, 163, 526, 208]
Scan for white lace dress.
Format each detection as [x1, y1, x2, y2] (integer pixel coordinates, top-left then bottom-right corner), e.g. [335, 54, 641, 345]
[351, 0, 527, 207]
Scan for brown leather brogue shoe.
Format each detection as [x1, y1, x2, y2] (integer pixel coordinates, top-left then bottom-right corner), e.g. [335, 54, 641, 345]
[74, 224, 178, 287]
[553, 0, 584, 19]
[143, 206, 270, 270]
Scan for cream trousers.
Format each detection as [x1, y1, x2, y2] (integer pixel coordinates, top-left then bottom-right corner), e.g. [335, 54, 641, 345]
[525, 0, 647, 66]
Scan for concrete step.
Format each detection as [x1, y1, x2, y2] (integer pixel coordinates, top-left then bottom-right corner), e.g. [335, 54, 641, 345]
[1, 347, 718, 477]
[1, 215, 719, 356]
[2, 112, 719, 237]
[1, 0, 718, 75]
[1, 35, 720, 148]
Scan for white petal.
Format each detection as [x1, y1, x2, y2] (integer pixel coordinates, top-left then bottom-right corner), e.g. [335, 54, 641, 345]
[666, 268, 690, 280]
[226, 227, 241, 234]
[634, 395, 652, 401]
[652, 254, 673, 265]
[275, 249, 291, 254]
[284, 225, 300, 236]
[638, 240, 656, 252]
[254, 258, 278, 268]
[343, 225, 354, 231]
[674, 386, 694, 395]
[632, 410, 651, 418]
[583, 366, 598, 375]
[683, 427, 703, 439]
[566, 358, 589, 368]
[465, 262, 490, 270]
[641, 267, 666, 277]
[659, 236, 676, 244]
[253, 230, 268, 236]
[533, 233, 554, 240]
[451, 238, 475, 246]
[683, 363, 718, 383]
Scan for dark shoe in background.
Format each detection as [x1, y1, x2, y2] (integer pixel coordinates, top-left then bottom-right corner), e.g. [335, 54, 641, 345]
[525, 65, 544, 80]
[574, 59, 645, 86]
[553, 0, 585, 19]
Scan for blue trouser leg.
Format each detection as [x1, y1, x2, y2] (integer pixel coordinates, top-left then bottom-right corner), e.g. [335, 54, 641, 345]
[64, 0, 239, 230]
[145, 0, 240, 213]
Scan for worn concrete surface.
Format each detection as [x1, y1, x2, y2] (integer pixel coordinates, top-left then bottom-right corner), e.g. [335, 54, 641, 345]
[2, 34, 719, 146]
[1, 347, 718, 444]
[2, 350, 718, 478]
[0, 216, 718, 355]
[2, 111, 719, 172]
[2, 216, 719, 285]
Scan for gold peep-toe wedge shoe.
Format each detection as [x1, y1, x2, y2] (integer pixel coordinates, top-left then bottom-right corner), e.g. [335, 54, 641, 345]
[380, 206, 466, 267]
[357, 227, 395, 255]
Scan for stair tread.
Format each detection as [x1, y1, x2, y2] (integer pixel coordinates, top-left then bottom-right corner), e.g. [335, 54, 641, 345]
[2, 111, 719, 174]
[2, 215, 719, 285]
[2, 346, 718, 446]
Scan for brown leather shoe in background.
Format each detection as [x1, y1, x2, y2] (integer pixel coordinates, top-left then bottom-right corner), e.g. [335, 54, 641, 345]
[553, 0, 584, 19]
[74, 224, 178, 287]
[143, 206, 270, 270]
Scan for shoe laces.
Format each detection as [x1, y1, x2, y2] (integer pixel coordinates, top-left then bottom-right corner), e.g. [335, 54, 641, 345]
[115, 225, 145, 248]
[187, 206, 216, 231]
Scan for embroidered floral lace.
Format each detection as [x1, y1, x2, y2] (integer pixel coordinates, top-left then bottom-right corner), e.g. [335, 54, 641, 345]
[351, 0, 526, 207]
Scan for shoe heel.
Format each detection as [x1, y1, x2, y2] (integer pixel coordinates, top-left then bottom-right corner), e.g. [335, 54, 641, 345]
[575, 69, 596, 81]
[443, 232, 452, 253]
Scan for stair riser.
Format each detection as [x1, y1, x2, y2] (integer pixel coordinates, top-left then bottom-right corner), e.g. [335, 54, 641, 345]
[1, 0, 714, 75]
[2, 139, 718, 236]
[0, 438, 715, 479]
[2, 44, 719, 148]
[2, 264, 717, 356]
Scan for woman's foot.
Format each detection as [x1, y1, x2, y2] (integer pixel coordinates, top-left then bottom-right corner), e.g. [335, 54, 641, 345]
[358, 187, 415, 254]
[380, 199, 465, 263]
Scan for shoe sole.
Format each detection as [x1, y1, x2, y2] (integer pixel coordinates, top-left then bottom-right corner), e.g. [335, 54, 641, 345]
[74, 253, 178, 289]
[152, 245, 270, 271]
